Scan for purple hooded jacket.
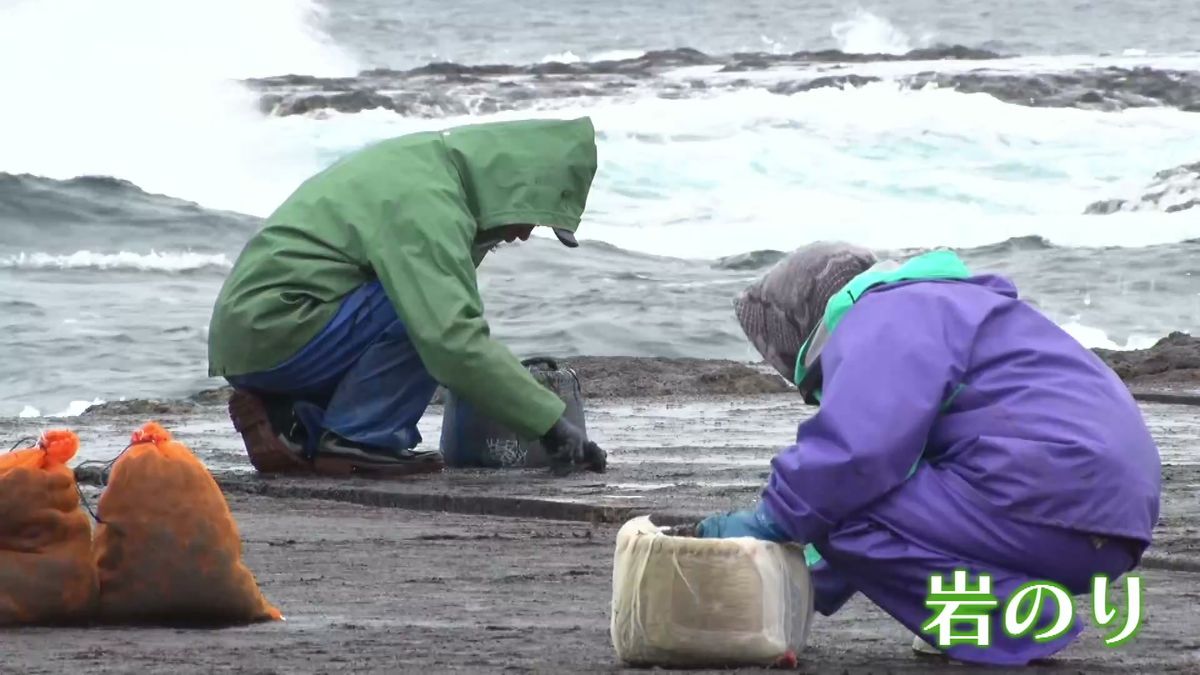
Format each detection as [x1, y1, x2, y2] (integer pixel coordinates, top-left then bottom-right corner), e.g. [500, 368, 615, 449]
[762, 274, 1162, 548]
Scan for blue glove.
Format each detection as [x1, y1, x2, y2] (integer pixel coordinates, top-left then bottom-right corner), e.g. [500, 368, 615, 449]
[695, 502, 791, 542]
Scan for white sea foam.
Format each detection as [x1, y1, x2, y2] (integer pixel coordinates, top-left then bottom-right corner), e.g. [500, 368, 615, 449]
[0, 0, 358, 216]
[16, 398, 106, 419]
[1061, 322, 1162, 351]
[263, 82, 1200, 258]
[540, 48, 646, 63]
[2, 251, 233, 272]
[541, 50, 582, 64]
[592, 49, 649, 62]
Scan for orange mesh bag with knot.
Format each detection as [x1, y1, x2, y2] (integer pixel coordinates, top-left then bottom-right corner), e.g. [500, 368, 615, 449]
[93, 422, 281, 625]
[0, 430, 99, 626]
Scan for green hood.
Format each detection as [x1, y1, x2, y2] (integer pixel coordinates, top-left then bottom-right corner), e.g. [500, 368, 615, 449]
[208, 117, 598, 439]
[442, 117, 596, 234]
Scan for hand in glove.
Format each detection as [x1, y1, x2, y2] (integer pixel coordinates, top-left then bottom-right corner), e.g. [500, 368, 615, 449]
[695, 502, 791, 542]
[540, 415, 606, 476]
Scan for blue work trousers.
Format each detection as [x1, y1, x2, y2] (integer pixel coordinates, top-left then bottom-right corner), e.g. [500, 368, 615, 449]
[227, 281, 439, 453]
[805, 464, 1142, 666]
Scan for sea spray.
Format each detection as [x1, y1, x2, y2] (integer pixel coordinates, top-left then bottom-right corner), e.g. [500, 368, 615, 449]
[830, 9, 918, 54]
[0, 0, 357, 215]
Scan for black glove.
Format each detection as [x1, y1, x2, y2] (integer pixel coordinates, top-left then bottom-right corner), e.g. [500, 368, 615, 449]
[540, 416, 606, 476]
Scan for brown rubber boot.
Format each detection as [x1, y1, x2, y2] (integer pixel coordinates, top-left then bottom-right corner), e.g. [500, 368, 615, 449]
[227, 389, 313, 474]
[228, 389, 445, 478]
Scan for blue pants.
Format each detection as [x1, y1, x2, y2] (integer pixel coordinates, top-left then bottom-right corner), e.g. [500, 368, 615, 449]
[807, 464, 1141, 666]
[227, 281, 439, 454]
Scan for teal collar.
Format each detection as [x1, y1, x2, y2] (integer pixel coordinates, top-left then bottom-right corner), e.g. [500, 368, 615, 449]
[793, 249, 972, 396]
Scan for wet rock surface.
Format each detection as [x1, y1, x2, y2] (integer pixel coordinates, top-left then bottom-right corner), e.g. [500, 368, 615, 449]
[560, 356, 791, 398]
[80, 398, 202, 417]
[903, 67, 1200, 113]
[80, 386, 236, 416]
[1095, 332, 1200, 384]
[164, 358, 790, 410]
[1086, 160, 1200, 215]
[13, 390, 1200, 673]
[58, 392, 1200, 568]
[5, 495, 1197, 673]
[8, 374, 1197, 672]
[242, 46, 1200, 118]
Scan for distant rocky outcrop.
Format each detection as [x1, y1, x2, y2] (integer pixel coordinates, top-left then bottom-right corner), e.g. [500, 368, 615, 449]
[1085, 161, 1200, 215]
[244, 46, 1200, 120]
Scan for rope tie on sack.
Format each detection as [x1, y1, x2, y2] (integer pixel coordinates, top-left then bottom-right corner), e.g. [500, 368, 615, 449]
[73, 441, 138, 524]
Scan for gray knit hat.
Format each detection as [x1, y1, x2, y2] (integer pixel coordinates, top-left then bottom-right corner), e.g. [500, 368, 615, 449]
[734, 241, 878, 382]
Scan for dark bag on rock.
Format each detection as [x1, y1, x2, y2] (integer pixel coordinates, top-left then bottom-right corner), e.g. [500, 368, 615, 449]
[440, 357, 587, 468]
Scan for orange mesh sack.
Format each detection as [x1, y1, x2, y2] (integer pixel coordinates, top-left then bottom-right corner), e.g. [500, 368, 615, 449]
[93, 422, 281, 624]
[0, 430, 99, 626]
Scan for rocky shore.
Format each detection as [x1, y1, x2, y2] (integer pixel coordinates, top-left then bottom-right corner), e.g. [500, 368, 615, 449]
[246, 45, 1001, 116]
[1086, 161, 1200, 215]
[5, 334, 1198, 675]
[78, 332, 1200, 418]
[7, 370, 1199, 673]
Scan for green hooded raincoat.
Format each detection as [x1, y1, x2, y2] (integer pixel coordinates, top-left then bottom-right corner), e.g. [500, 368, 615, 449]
[207, 117, 598, 439]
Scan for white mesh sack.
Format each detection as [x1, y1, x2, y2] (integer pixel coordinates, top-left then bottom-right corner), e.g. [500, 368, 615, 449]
[610, 515, 815, 668]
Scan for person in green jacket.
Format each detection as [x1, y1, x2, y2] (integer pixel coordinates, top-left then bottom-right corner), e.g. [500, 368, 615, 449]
[209, 117, 607, 476]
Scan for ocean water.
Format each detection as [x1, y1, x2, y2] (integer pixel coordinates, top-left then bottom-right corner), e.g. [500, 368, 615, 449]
[1, 0, 1199, 418]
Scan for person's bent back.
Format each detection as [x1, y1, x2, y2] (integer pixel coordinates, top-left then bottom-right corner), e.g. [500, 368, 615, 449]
[209, 118, 606, 476]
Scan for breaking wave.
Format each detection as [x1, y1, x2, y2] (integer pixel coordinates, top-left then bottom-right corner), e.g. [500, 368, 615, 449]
[1, 251, 233, 273]
[0, 0, 358, 216]
[831, 9, 921, 55]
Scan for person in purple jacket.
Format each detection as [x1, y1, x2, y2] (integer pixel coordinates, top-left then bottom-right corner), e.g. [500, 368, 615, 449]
[695, 242, 1161, 666]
